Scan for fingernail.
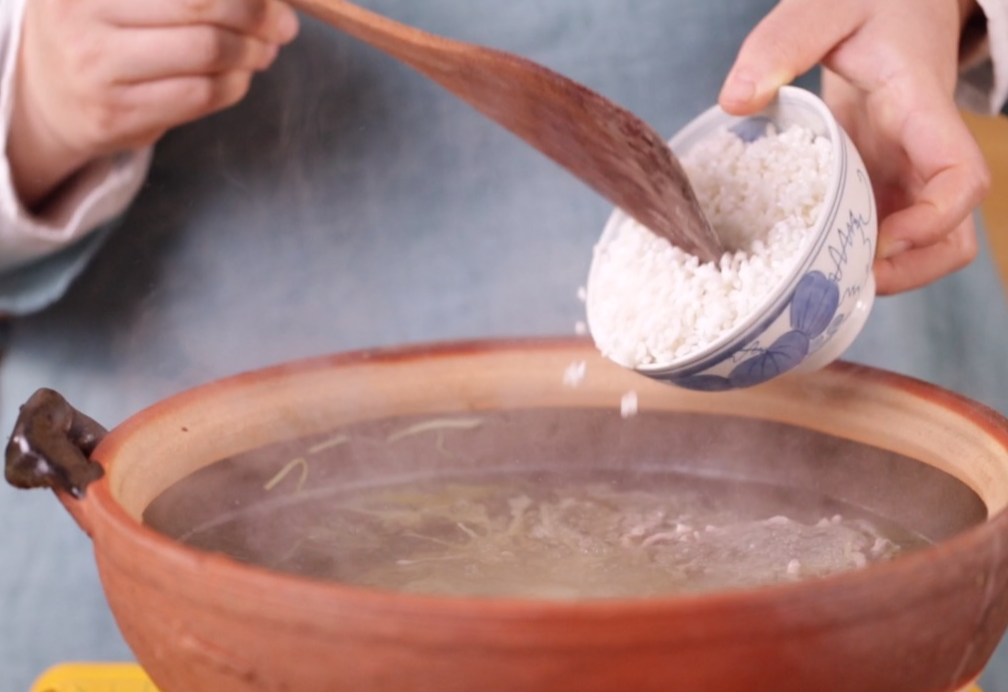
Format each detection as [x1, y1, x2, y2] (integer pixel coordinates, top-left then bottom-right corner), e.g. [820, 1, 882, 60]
[720, 74, 757, 107]
[879, 240, 912, 259]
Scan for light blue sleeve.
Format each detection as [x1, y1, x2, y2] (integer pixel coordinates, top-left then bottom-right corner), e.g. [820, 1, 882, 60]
[0, 221, 117, 315]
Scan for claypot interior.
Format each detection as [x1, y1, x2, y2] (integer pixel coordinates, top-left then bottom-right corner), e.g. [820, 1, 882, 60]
[100, 340, 1008, 575]
[141, 407, 985, 586]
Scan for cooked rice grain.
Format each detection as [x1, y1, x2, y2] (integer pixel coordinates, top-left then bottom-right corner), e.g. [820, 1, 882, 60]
[587, 123, 832, 368]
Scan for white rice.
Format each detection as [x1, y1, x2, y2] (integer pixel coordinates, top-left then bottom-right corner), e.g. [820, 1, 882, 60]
[586, 123, 832, 368]
[563, 360, 587, 387]
[620, 391, 639, 418]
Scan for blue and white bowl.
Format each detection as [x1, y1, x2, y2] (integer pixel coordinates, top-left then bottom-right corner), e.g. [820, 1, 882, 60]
[587, 86, 877, 392]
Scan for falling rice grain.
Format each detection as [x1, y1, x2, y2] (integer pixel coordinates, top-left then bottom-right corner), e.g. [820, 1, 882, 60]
[563, 360, 587, 387]
[620, 391, 639, 418]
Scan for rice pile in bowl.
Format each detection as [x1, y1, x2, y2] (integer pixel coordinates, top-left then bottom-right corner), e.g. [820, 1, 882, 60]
[586, 123, 832, 369]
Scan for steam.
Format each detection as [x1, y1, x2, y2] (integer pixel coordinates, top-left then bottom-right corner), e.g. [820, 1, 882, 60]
[140, 408, 983, 599]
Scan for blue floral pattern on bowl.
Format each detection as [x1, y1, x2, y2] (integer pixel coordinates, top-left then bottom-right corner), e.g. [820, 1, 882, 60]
[666, 271, 839, 391]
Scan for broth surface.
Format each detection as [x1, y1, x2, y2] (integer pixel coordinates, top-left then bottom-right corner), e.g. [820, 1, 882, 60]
[143, 408, 976, 599]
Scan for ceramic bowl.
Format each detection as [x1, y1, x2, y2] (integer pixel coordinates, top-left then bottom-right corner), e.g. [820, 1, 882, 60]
[7, 339, 1008, 692]
[586, 86, 877, 391]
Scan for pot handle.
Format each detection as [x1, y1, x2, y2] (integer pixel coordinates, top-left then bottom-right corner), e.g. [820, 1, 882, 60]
[5, 388, 108, 499]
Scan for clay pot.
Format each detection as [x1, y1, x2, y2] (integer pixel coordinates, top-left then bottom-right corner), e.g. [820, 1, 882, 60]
[8, 338, 1008, 692]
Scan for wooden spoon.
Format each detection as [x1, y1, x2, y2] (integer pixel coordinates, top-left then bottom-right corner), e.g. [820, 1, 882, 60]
[289, 0, 724, 262]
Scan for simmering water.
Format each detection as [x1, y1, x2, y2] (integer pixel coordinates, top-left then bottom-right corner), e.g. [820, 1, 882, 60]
[177, 471, 921, 599]
[143, 407, 941, 599]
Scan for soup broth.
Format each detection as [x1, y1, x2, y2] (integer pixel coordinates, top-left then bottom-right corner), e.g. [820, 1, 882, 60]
[143, 408, 980, 599]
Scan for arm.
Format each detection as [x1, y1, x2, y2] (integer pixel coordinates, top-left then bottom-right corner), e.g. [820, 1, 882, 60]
[719, 0, 1001, 295]
[0, 0, 298, 284]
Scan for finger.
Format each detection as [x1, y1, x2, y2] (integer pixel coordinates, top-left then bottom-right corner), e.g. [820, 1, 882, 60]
[102, 27, 279, 84]
[874, 97, 990, 258]
[875, 163, 989, 260]
[96, 0, 299, 45]
[873, 217, 978, 294]
[84, 71, 255, 151]
[719, 0, 868, 114]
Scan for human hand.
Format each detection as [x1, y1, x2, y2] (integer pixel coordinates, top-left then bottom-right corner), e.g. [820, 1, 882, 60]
[8, 0, 300, 210]
[718, 0, 990, 295]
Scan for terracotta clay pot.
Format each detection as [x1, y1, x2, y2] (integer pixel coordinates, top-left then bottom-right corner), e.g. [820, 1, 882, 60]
[8, 338, 1008, 692]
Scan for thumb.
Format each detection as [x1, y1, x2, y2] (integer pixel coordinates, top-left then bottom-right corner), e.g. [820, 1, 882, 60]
[719, 0, 867, 114]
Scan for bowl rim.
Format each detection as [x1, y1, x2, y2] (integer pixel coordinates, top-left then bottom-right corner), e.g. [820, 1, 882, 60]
[77, 338, 1008, 629]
